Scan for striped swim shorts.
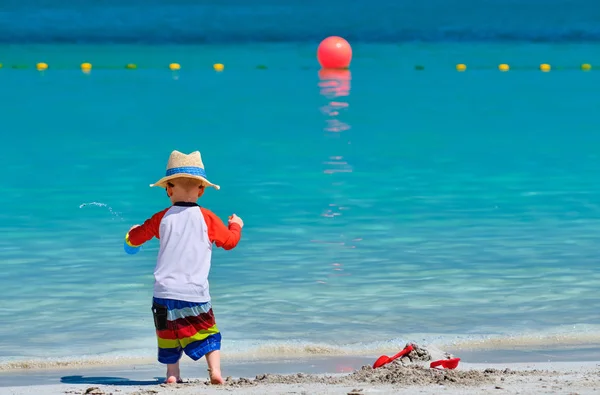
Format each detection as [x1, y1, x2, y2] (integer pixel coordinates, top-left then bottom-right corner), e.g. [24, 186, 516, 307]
[151, 297, 221, 364]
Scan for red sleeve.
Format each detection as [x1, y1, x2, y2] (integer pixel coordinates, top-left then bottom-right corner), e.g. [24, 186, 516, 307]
[126, 208, 169, 247]
[200, 207, 242, 250]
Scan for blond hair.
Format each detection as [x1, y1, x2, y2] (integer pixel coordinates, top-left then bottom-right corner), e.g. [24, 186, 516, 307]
[167, 177, 205, 191]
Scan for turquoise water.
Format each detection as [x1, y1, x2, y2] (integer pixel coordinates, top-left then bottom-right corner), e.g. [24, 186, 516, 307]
[1, 42, 600, 367]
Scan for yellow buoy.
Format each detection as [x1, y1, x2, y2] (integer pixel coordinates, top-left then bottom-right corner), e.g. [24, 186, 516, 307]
[125, 63, 137, 70]
[213, 63, 224, 72]
[581, 63, 592, 71]
[36, 62, 48, 71]
[540, 63, 551, 72]
[169, 63, 181, 71]
[81, 62, 92, 72]
[498, 64, 509, 72]
[456, 64, 467, 72]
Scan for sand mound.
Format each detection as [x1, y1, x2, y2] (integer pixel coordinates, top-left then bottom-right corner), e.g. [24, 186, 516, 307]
[218, 363, 495, 388]
[201, 343, 493, 388]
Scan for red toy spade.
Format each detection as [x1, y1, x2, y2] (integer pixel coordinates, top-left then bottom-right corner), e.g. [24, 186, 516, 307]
[430, 357, 460, 369]
[372, 344, 414, 369]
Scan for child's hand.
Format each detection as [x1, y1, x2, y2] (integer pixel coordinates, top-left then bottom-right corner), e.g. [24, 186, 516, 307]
[228, 214, 244, 228]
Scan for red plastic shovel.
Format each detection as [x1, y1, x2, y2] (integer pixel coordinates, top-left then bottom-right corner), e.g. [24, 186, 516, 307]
[430, 357, 460, 369]
[372, 344, 414, 369]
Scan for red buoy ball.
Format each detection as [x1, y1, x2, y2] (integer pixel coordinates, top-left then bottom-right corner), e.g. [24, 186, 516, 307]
[317, 36, 352, 69]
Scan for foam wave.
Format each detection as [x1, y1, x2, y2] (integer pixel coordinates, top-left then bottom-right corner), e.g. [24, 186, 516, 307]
[2, 327, 599, 371]
[444, 327, 600, 351]
[0, 355, 155, 371]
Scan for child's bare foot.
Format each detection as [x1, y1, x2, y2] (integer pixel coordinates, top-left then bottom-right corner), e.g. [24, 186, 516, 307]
[165, 362, 182, 384]
[165, 376, 183, 384]
[209, 368, 224, 384]
[206, 350, 224, 385]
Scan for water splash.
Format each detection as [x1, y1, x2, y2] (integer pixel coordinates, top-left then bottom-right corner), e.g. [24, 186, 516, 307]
[79, 202, 123, 221]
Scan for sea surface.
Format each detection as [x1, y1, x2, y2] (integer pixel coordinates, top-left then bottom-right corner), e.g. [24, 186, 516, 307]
[1, 0, 600, 370]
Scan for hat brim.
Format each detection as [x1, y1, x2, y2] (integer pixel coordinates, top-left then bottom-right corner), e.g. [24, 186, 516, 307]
[150, 174, 220, 190]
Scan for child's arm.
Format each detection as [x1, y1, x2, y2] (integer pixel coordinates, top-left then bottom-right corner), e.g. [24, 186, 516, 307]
[200, 208, 243, 250]
[126, 208, 169, 248]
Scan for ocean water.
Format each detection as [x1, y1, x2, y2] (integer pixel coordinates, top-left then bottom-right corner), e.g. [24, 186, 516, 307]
[1, 0, 599, 43]
[1, 1, 600, 370]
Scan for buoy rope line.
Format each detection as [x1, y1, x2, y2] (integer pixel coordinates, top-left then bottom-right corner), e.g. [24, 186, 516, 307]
[0, 63, 227, 71]
[0, 63, 595, 72]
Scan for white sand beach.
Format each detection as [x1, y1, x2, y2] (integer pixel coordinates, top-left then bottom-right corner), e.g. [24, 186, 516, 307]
[1, 344, 598, 395]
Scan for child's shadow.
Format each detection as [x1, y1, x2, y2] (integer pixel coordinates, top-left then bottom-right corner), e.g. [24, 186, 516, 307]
[60, 375, 162, 386]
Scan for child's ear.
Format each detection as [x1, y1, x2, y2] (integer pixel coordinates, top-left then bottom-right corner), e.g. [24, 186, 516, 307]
[166, 185, 172, 197]
[198, 186, 205, 197]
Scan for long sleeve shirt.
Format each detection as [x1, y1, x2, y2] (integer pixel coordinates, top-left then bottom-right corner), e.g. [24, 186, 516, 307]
[126, 202, 242, 302]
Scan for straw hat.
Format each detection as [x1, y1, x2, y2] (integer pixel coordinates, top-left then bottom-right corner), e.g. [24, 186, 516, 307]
[150, 150, 220, 190]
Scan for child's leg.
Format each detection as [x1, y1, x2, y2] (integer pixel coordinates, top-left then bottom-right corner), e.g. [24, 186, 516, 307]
[177, 300, 223, 384]
[158, 347, 184, 383]
[206, 350, 224, 384]
[152, 298, 184, 384]
[165, 361, 182, 384]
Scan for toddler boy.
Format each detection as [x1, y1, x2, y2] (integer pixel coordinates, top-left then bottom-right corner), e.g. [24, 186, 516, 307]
[125, 150, 243, 384]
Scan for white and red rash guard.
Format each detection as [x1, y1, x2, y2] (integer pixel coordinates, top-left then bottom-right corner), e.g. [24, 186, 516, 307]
[126, 202, 242, 303]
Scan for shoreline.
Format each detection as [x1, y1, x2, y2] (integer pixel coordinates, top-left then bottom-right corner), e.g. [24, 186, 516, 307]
[2, 344, 599, 394]
[2, 360, 598, 395]
[2, 341, 599, 372]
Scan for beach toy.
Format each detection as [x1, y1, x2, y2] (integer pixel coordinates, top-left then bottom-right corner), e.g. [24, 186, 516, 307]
[456, 64, 467, 72]
[169, 63, 180, 71]
[124, 242, 140, 255]
[36, 62, 48, 71]
[498, 64, 510, 72]
[124, 233, 141, 255]
[213, 63, 224, 72]
[372, 344, 413, 369]
[317, 36, 352, 69]
[430, 357, 460, 369]
[81, 63, 92, 73]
